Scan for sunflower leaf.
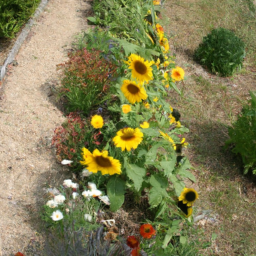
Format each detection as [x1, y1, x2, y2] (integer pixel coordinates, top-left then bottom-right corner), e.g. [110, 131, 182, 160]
[107, 176, 125, 212]
[126, 164, 146, 191]
[160, 159, 176, 177]
[149, 187, 163, 208]
[169, 174, 184, 196]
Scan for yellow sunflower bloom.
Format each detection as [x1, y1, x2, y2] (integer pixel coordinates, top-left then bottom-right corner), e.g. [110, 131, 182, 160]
[140, 121, 150, 129]
[156, 24, 164, 34]
[125, 54, 154, 83]
[91, 115, 104, 129]
[178, 200, 193, 218]
[153, 0, 161, 5]
[169, 114, 176, 124]
[171, 66, 185, 81]
[159, 130, 176, 150]
[113, 127, 143, 151]
[80, 147, 93, 166]
[178, 188, 199, 207]
[121, 80, 148, 104]
[81, 148, 121, 175]
[122, 104, 131, 114]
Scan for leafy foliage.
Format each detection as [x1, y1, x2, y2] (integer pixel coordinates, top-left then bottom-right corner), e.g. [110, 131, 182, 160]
[0, 0, 40, 38]
[57, 49, 118, 115]
[226, 91, 256, 176]
[194, 27, 245, 76]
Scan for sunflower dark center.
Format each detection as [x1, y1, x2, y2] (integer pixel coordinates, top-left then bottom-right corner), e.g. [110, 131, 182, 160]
[178, 200, 189, 215]
[134, 60, 147, 75]
[185, 191, 196, 202]
[120, 135, 135, 141]
[127, 84, 140, 94]
[95, 156, 112, 167]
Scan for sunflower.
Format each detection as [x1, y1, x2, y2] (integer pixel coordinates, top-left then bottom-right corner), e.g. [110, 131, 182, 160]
[122, 104, 131, 114]
[156, 23, 164, 34]
[171, 66, 185, 81]
[153, 0, 161, 5]
[125, 54, 154, 83]
[91, 115, 104, 129]
[179, 188, 199, 206]
[159, 130, 176, 150]
[140, 224, 156, 239]
[159, 36, 169, 53]
[177, 200, 193, 218]
[121, 80, 148, 104]
[80, 148, 121, 175]
[113, 127, 143, 151]
[140, 121, 150, 129]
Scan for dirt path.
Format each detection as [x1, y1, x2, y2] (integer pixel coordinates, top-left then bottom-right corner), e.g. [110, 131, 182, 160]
[0, 0, 89, 254]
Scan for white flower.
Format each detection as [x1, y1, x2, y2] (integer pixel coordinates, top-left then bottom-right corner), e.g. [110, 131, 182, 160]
[82, 190, 93, 199]
[98, 195, 110, 205]
[81, 168, 93, 177]
[54, 194, 66, 204]
[46, 199, 58, 208]
[91, 189, 102, 197]
[88, 182, 97, 191]
[63, 179, 73, 188]
[71, 182, 79, 190]
[51, 210, 64, 221]
[61, 159, 73, 165]
[84, 214, 93, 222]
[72, 192, 79, 199]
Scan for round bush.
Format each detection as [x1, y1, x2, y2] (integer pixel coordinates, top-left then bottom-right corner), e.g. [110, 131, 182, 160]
[194, 27, 245, 77]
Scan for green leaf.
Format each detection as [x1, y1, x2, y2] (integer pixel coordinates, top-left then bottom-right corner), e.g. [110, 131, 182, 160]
[178, 169, 196, 182]
[149, 187, 163, 208]
[180, 236, 187, 245]
[87, 17, 97, 23]
[177, 158, 192, 173]
[145, 143, 162, 164]
[126, 164, 146, 191]
[162, 220, 180, 248]
[141, 128, 160, 137]
[150, 174, 168, 189]
[169, 175, 184, 196]
[107, 176, 125, 211]
[138, 149, 147, 158]
[160, 159, 176, 177]
[155, 201, 167, 219]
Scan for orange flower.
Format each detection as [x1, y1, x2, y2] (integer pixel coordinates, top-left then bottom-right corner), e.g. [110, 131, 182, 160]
[127, 236, 140, 248]
[139, 224, 156, 239]
[15, 253, 25, 256]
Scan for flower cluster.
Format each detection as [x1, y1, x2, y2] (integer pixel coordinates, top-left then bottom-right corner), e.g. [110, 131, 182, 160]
[178, 188, 199, 217]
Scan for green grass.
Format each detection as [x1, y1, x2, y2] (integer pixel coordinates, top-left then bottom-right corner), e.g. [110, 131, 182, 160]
[162, 0, 256, 254]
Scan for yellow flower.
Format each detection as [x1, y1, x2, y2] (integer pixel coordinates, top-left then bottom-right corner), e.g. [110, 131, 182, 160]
[156, 24, 164, 34]
[121, 80, 148, 104]
[122, 104, 131, 114]
[140, 121, 150, 129]
[159, 37, 169, 53]
[176, 121, 181, 128]
[125, 54, 154, 83]
[170, 106, 173, 112]
[91, 115, 104, 129]
[178, 200, 193, 218]
[143, 102, 150, 109]
[169, 114, 176, 124]
[153, 0, 161, 5]
[113, 127, 143, 151]
[159, 130, 176, 150]
[153, 97, 159, 102]
[80, 148, 121, 175]
[163, 60, 170, 67]
[163, 72, 169, 88]
[171, 66, 185, 81]
[155, 58, 160, 69]
[179, 188, 199, 207]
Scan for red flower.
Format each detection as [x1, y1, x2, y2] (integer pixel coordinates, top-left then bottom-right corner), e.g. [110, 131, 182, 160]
[139, 224, 156, 239]
[15, 253, 25, 256]
[131, 247, 140, 256]
[127, 236, 139, 248]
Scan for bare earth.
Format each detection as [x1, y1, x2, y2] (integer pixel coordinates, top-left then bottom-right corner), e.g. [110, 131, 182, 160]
[0, 0, 89, 254]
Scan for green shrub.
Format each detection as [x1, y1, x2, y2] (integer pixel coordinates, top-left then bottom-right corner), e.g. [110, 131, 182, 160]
[0, 0, 40, 38]
[194, 27, 245, 76]
[58, 48, 118, 115]
[226, 91, 256, 176]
